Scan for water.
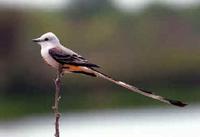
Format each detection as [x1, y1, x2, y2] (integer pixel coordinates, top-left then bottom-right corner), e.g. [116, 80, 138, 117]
[0, 105, 199, 137]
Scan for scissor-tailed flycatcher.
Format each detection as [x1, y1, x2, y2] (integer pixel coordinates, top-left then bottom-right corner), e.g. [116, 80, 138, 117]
[33, 32, 186, 107]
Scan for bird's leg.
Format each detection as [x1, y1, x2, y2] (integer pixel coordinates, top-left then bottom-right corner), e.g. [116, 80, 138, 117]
[60, 71, 64, 78]
[53, 64, 63, 137]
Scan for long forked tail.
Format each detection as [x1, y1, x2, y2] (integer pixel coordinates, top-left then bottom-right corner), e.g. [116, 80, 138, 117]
[92, 69, 187, 107]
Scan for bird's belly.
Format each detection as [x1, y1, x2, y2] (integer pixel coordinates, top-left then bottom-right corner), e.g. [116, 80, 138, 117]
[43, 56, 59, 68]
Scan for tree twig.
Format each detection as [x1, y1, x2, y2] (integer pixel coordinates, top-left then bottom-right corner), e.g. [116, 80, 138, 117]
[52, 65, 62, 137]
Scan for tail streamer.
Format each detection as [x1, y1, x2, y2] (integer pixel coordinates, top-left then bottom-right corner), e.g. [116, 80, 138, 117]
[92, 70, 187, 107]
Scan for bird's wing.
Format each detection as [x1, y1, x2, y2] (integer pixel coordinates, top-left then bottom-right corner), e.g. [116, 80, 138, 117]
[49, 47, 99, 68]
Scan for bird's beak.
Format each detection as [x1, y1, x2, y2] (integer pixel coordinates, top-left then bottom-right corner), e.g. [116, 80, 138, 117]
[32, 38, 42, 43]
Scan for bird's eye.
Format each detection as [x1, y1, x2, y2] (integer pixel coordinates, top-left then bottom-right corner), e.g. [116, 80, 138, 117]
[44, 38, 49, 41]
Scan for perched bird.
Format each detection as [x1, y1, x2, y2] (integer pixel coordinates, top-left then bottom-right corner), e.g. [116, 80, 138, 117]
[33, 32, 187, 107]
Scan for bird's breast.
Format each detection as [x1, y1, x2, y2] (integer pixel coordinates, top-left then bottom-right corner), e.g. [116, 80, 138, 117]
[41, 48, 59, 69]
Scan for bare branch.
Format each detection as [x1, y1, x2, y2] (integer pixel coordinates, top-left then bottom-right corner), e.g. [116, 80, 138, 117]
[52, 65, 63, 137]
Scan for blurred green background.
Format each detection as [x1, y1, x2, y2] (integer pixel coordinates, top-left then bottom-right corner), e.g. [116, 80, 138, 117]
[0, 0, 200, 120]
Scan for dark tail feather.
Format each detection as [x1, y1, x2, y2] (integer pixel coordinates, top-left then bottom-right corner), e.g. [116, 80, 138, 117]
[92, 69, 187, 107]
[166, 99, 187, 107]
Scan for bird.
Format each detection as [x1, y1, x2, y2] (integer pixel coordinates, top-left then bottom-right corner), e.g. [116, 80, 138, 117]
[33, 32, 187, 107]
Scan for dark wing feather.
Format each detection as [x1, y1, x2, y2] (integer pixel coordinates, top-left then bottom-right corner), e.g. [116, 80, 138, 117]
[49, 48, 100, 68]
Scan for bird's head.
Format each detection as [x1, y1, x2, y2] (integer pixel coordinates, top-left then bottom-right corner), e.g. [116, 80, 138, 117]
[32, 32, 60, 46]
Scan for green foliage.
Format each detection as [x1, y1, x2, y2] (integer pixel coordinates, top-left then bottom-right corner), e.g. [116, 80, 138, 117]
[65, 0, 116, 20]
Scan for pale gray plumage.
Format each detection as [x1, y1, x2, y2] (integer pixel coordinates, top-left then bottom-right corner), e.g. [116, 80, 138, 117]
[33, 32, 187, 107]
